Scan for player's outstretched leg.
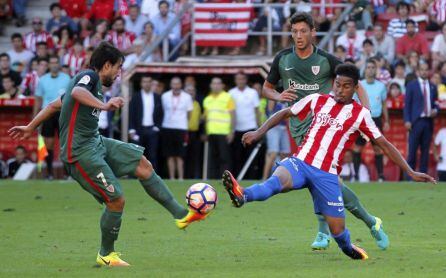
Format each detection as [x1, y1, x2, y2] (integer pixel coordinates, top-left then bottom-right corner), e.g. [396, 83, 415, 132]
[96, 197, 130, 267]
[325, 215, 368, 260]
[342, 184, 389, 250]
[134, 156, 207, 230]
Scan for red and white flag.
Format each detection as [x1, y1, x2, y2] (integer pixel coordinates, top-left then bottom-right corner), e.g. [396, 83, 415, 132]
[194, 3, 252, 47]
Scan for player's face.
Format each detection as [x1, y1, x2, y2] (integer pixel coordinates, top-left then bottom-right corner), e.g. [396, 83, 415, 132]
[364, 62, 376, 79]
[333, 76, 357, 103]
[102, 60, 123, 87]
[290, 22, 314, 50]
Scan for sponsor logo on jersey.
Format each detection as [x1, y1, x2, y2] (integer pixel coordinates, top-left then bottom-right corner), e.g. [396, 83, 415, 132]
[288, 79, 320, 91]
[315, 112, 343, 131]
[92, 108, 101, 118]
[78, 75, 90, 85]
[312, 66, 320, 75]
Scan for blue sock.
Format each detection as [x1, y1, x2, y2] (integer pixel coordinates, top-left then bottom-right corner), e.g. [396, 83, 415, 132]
[333, 229, 353, 255]
[244, 175, 282, 202]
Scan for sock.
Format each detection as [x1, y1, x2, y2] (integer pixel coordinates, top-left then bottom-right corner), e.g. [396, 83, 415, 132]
[375, 154, 384, 178]
[140, 172, 188, 219]
[46, 149, 54, 177]
[333, 228, 353, 255]
[352, 152, 361, 181]
[244, 175, 282, 202]
[316, 214, 330, 235]
[342, 184, 376, 228]
[100, 209, 122, 256]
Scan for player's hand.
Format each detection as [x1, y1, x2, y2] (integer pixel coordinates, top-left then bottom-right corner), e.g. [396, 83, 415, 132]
[278, 88, 298, 102]
[404, 122, 411, 131]
[226, 132, 234, 144]
[105, 97, 124, 111]
[383, 121, 390, 132]
[7, 125, 34, 140]
[242, 131, 261, 146]
[409, 171, 437, 184]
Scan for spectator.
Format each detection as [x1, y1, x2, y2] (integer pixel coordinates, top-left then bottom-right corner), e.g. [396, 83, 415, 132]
[375, 54, 392, 86]
[13, 0, 27, 27]
[356, 39, 376, 76]
[106, 17, 136, 55]
[387, 1, 417, 39]
[7, 146, 31, 178]
[0, 152, 6, 178]
[354, 58, 389, 181]
[405, 50, 420, 74]
[25, 17, 54, 53]
[262, 100, 290, 180]
[84, 19, 109, 48]
[334, 45, 347, 61]
[19, 57, 48, 96]
[184, 84, 202, 179]
[431, 72, 446, 101]
[85, 0, 116, 23]
[253, 3, 282, 56]
[340, 149, 370, 183]
[129, 76, 163, 170]
[60, 0, 88, 21]
[404, 62, 438, 175]
[0, 53, 22, 92]
[81, 46, 95, 71]
[0, 75, 19, 99]
[151, 78, 163, 95]
[386, 82, 405, 109]
[151, 0, 181, 60]
[7, 33, 34, 76]
[370, 24, 395, 64]
[123, 38, 151, 70]
[431, 22, 446, 70]
[439, 61, 446, 84]
[161, 77, 193, 180]
[203, 77, 235, 179]
[35, 42, 50, 61]
[46, 3, 78, 34]
[429, 0, 446, 27]
[434, 127, 446, 181]
[125, 4, 149, 37]
[139, 21, 162, 61]
[54, 26, 74, 55]
[35, 55, 70, 179]
[335, 19, 366, 61]
[141, 0, 174, 19]
[391, 61, 407, 94]
[78, 17, 93, 39]
[62, 39, 86, 76]
[348, 0, 373, 30]
[229, 72, 260, 178]
[396, 19, 429, 62]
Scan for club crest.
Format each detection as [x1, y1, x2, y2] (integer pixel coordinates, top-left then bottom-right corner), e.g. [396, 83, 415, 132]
[311, 66, 320, 75]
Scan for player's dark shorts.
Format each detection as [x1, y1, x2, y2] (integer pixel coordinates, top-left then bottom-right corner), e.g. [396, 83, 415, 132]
[356, 117, 382, 146]
[278, 156, 345, 218]
[41, 112, 60, 137]
[161, 128, 187, 157]
[64, 136, 144, 204]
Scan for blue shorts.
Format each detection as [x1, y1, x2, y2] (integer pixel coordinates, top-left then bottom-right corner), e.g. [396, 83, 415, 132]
[277, 157, 345, 218]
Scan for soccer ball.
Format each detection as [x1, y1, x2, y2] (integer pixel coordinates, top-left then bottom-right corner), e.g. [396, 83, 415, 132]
[186, 183, 217, 214]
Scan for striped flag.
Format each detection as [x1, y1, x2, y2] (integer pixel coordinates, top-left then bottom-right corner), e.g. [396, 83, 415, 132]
[194, 3, 252, 47]
[37, 134, 48, 172]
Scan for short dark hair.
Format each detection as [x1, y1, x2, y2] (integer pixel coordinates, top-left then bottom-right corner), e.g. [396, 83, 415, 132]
[335, 45, 346, 52]
[0, 53, 10, 60]
[159, 0, 169, 8]
[366, 58, 377, 67]
[113, 16, 125, 25]
[289, 12, 314, 29]
[50, 3, 61, 11]
[37, 57, 48, 64]
[394, 60, 406, 68]
[396, 1, 410, 12]
[48, 55, 59, 63]
[36, 41, 47, 47]
[89, 41, 124, 71]
[363, 38, 373, 46]
[2, 74, 12, 81]
[344, 58, 356, 64]
[406, 19, 416, 26]
[10, 33, 22, 41]
[335, 64, 360, 84]
[16, 145, 26, 152]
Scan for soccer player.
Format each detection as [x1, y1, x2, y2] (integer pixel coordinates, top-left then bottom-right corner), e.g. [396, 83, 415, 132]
[261, 12, 388, 250]
[222, 64, 436, 260]
[8, 42, 206, 267]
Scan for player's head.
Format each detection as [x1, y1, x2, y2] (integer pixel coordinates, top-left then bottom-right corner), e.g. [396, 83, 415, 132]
[89, 41, 124, 87]
[333, 64, 360, 104]
[364, 58, 377, 80]
[289, 12, 315, 51]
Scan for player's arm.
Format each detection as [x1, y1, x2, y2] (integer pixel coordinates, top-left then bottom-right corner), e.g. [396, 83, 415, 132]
[8, 96, 63, 140]
[373, 136, 436, 183]
[72, 87, 124, 111]
[355, 83, 370, 110]
[262, 81, 297, 102]
[382, 99, 390, 132]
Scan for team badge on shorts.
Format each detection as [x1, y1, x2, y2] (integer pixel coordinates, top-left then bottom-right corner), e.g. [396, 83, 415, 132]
[312, 66, 320, 75]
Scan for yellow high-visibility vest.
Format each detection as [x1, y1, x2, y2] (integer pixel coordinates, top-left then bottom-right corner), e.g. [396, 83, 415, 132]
[203, 91, 234, 135]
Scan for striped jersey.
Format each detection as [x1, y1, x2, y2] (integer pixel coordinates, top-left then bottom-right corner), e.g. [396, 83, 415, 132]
[24, 31, 54, 52]
[106, 31, 136, 51]
[20, 71, 39, 96]
[290, 94, 382, 175]
[431, 0, 446, 23]
[62, 51, 86, 76]
[387, 18, 418, 39]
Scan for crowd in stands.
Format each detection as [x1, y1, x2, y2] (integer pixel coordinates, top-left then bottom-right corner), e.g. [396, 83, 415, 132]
[1, 0, 446, 181]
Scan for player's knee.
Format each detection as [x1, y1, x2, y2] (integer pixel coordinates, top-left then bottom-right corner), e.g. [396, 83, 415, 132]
[329, 224, 345, 236]
[135, 156, 154, 180]
[106, 196, 125, 212]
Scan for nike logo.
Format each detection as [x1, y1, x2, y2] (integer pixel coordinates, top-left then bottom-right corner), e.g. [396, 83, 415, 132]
[285, 67, 294, 71]
[100, 257, 110, 265]
[338, 208, 344, 212]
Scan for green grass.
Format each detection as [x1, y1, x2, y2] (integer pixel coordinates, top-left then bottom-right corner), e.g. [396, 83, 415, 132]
[0, 180, 445, 277]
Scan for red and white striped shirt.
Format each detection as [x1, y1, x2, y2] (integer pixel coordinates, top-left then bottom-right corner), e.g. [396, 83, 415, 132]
[291, 94, 382, 175]
[20, 71, 40, 96]
[63, 51, 86, 76]
[106, 31, 136, 51]
[431, 0, 446, 24]
[24, 31, 54, 53]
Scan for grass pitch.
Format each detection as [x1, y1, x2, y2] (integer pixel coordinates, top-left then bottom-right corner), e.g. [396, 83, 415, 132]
[0, 180, 445, 277]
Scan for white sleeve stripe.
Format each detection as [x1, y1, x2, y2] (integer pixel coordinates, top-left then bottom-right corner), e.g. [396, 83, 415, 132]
[363, 112, 382, 139]
[290, 94, 317, 115]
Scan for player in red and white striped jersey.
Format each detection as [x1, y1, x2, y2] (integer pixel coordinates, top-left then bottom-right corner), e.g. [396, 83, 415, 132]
[106, 17, 136, 55]
[222, 64, 435, 260]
